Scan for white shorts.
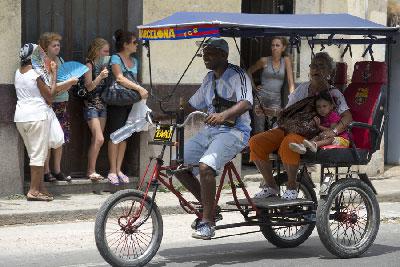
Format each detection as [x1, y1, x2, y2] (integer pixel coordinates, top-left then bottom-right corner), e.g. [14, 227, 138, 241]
[184, 128, 246, 176]
[16, 119, 50, 166]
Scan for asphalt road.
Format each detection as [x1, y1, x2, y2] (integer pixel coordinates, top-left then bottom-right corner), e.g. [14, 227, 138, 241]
[0, 213, 399, 267]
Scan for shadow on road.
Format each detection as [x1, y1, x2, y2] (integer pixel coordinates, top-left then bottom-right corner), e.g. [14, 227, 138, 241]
[149, 237, 400, 266]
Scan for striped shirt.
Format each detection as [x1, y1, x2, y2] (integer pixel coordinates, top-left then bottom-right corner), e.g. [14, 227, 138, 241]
[189, 63, 253, 143]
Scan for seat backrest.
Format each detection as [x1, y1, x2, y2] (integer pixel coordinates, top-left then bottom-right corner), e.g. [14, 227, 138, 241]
[333, 62, 348, 91]
[343, 61, 387, 150]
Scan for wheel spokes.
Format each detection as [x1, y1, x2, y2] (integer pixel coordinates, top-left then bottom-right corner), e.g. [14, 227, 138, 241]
[328, 188, 370, 248]
[104, 197, 155, 261]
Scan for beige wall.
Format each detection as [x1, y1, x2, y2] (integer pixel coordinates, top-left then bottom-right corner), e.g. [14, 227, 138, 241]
[295, 0, 388, 83]
[0, 0, 21, 84]
[141, 0, 242, 85]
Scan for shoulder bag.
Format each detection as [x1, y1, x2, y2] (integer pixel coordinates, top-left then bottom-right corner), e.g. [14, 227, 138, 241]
[277, 96, 320, 139]
[101, 54, 141, 106]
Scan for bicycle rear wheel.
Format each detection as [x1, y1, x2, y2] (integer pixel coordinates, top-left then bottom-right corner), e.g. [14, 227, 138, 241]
[316, 178, 380, 258]
[259, 173, 317, 248]
[95, 189, 163, 267]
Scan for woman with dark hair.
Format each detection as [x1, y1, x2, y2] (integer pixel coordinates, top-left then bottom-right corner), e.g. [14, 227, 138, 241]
[107, 29, 148, 185]
[247, 37, 295, 133]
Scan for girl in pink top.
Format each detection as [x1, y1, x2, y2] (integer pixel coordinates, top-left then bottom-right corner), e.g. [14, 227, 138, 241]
[289, 90, 350, 154]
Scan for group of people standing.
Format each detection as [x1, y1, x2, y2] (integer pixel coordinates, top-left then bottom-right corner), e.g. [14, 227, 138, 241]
[14, 29, 147, 201]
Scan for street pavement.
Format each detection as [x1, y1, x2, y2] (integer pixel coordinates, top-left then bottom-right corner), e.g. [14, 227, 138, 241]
[0, 213, 399, 267]
[1, 165, 400, 226]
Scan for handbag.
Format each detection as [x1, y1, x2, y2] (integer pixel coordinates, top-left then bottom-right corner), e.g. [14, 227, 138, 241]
[70, 60, 101, 99]
[101, 55, 141, 106]
[70, 76, 88, 99]
[277, 96, 320, 139]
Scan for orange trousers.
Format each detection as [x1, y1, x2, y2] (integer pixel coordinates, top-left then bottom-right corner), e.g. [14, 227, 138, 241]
[249, 128, 305, 165]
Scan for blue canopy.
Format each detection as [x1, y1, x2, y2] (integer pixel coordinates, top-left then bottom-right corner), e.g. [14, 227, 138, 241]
[138, 12, 398, 41]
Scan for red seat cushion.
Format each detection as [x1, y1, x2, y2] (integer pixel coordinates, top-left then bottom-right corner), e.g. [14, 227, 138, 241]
[343, 61, 387, 150]
[352, 61, 387, 83]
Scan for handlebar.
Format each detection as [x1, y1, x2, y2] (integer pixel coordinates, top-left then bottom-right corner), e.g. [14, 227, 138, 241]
[146, 110, 207, 128]
[176, 111, 207, 128]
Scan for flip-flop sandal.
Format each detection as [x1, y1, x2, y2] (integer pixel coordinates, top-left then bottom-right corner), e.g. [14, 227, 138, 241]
[52, 172, 72, 182]
[88, 173, 103, 182]
[40, 191, 54, 197]
[44, 173, 56, 183]
[107, 173, 120, 185]
[118, 172, 130, 184]
[26, 192, 53, 201]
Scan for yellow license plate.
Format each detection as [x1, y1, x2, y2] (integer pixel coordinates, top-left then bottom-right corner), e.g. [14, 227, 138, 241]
[153, 125, 174, 142]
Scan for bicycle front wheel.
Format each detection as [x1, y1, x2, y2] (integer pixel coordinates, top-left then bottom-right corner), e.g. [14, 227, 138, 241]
[95, 189, 163, 267]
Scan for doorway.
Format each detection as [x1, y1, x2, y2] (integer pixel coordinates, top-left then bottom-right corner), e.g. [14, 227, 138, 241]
[21, 0, 143, 177]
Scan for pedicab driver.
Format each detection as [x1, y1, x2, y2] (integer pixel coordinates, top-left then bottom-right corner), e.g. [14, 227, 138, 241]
[174, 37, 253, 240]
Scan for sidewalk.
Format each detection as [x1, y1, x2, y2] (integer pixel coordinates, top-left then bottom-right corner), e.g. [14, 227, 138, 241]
[1, 166, 400, 226]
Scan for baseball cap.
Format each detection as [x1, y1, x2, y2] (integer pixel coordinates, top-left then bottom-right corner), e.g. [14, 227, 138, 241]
[20, 43, 38, 62]
[196, 37, 229, 54]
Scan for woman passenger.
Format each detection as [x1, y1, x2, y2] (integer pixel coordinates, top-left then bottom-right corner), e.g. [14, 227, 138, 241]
[249, 52, 352, 200]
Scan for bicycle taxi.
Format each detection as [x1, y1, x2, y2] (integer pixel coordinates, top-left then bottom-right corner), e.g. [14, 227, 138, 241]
[94, 12, 399, 266]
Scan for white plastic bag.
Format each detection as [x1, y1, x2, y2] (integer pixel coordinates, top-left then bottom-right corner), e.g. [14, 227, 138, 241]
[48, 109, 64, 149]
[126, 99, 152, 131]
[110, 100, 152, 144]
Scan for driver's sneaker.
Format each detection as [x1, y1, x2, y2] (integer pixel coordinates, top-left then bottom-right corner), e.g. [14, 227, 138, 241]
[192, 221, 215, 240]
[254, 186, 278, 198]
[191, 206, 223, 230]
[281, 189, 299, 200]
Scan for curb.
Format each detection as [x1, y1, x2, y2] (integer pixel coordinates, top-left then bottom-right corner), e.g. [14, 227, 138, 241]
[0, 204, 235, 227]
[1, 200, 399, 226]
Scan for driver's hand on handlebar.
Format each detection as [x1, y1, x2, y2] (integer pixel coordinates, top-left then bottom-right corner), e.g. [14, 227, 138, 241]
[205, 113, 226, 126]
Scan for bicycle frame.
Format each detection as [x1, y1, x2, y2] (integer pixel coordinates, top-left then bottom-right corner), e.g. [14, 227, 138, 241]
[134, 141, 260, 226]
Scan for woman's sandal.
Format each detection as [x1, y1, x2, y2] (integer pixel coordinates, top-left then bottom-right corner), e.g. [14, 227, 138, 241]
[107, 173, 120, 186]
[44, 173, 56, 183]
[88, 172, 103, 182]
[26, 192, 54, 201]
[52, 172, 72, 182]
[118, 172, 130, 184]
[40, 191, 54, 198]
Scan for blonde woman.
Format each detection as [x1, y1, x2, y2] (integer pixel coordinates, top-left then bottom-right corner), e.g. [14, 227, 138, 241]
[247, 37, 295, 133]
[39, 32, 78, 182]
[83, 38, 109, 181]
